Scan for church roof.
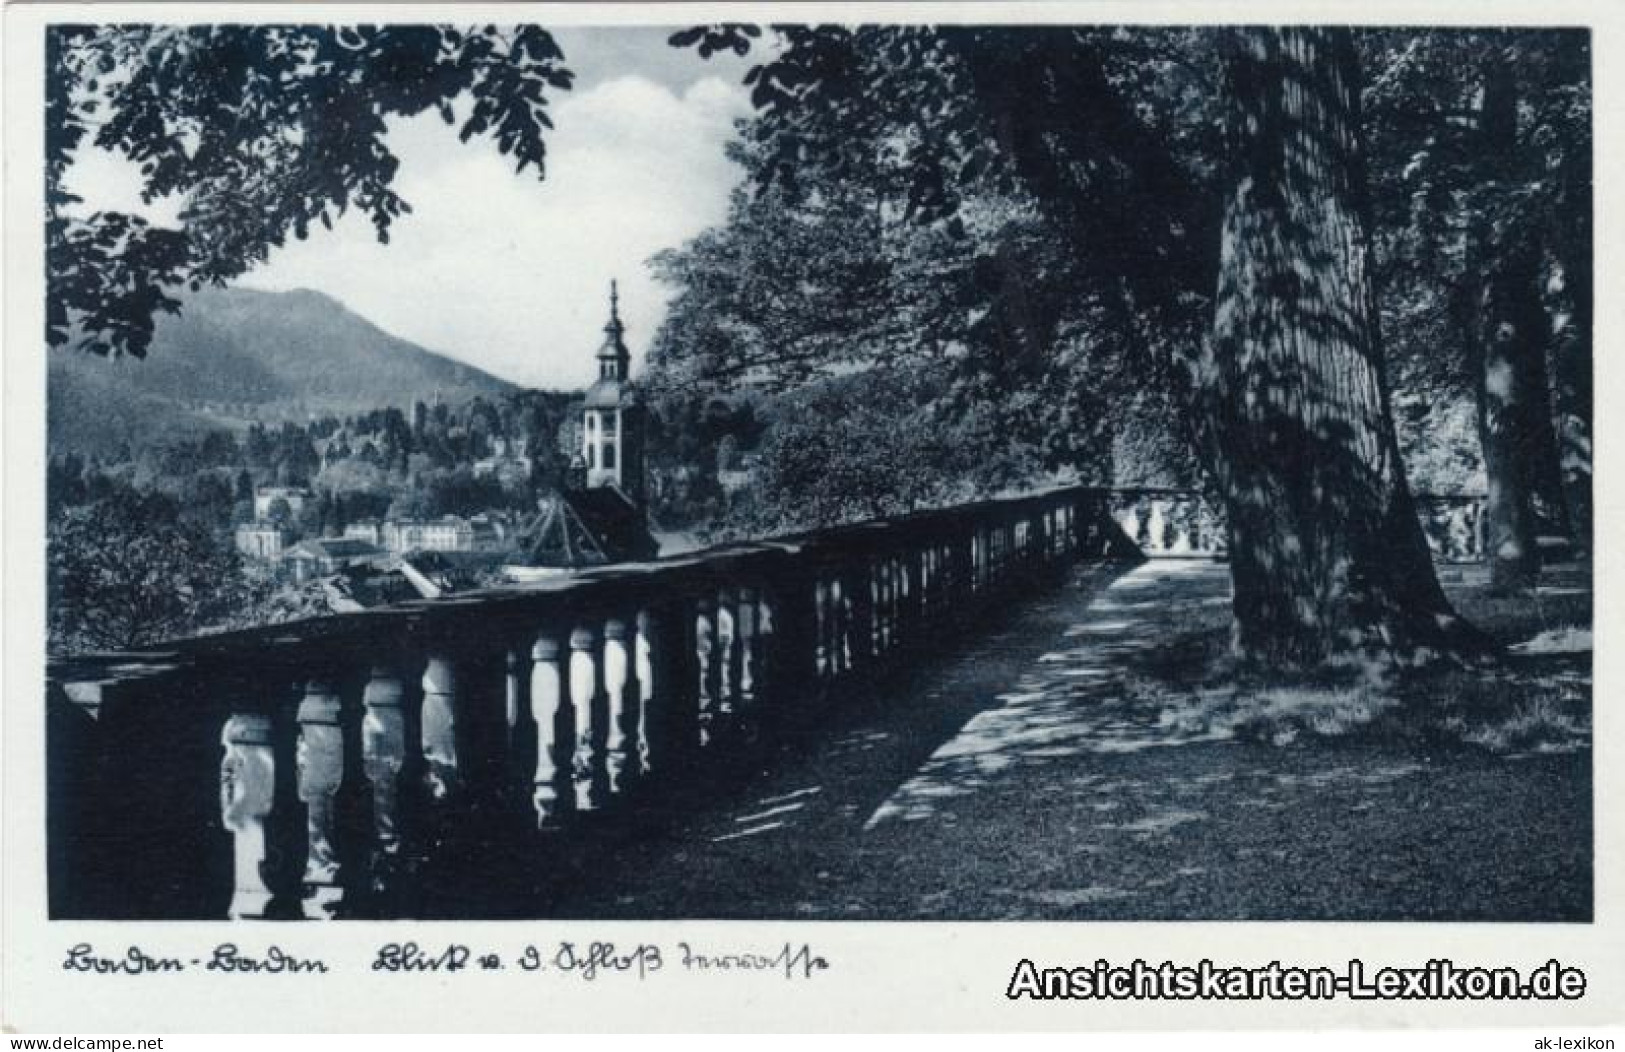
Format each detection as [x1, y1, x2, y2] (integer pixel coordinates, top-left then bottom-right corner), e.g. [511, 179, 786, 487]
[584, 378, 636, 408]
[513, 495, 609, 568]
[584, 280, 638, 407]
[509, 488, 657, 569]
[568, 486, 656, 560]
[597, 279, 630, 362]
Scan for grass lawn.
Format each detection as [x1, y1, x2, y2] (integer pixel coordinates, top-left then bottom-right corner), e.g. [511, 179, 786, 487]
[1126, 562, 1593, 759]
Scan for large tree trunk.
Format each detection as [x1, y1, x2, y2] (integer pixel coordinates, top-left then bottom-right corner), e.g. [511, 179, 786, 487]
[1204, 27, 1479, 669]
[1471, 48, 1565, 592]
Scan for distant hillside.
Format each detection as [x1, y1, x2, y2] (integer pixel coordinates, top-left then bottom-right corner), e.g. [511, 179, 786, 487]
[50, 287, 517, 457]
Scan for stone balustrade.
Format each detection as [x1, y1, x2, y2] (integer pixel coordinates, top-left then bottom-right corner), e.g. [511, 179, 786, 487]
[1412, 492, 1489, 563]
[42, 482, 1491, 920]
[1109, 488, 1228, 558]
[47, 485, 1123, 920]
[1108, 487, 1486, 563]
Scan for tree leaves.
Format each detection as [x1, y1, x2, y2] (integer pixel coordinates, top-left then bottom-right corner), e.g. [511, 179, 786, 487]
[47, 24, 573, 358]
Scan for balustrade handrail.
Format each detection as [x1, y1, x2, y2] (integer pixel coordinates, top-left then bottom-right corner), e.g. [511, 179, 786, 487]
[48, 482, 1096, 685]
[46, 483, 1491, 689]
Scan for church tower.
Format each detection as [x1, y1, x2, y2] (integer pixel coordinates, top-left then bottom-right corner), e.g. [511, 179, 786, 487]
[504, 281, 657, 578]
[581, 281, 644, 502]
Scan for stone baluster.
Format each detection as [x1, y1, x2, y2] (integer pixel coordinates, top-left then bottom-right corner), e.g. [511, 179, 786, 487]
[889, 555, 905, 653]
[881, 556, 896, 652]
[634, 608, 660, 776]
[505, 649, 524, 747]
[221, 713, 276, 920]
[830, 576, 851, 674]
[867, 561, 884, 656]
[925, 543, 937, 616]
[717, 591, 740, 724]
[528, 633, 565, 826]
[603, 616, 636, 794]
[1148, 500, 1168, 554]
[903, 549, 920, 646]
[420, 655, 460, 802]
[919, 547, 935, 626]
[886, 558, 901, 651]
[1119, 505, 1141, 550]
[737, 587, 760, 706]
[695, 597, 719, 745]
[869, 561, 886, 655]
[296, 680, 346, 919]
[361, 665, 407, 901]
[812, 579, 830, 676]
[844, 564, 873, 672]
[569, 624, 604, 811]
[749, 590, 774, 713]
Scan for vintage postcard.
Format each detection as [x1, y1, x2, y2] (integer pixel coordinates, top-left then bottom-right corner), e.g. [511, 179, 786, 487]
[2, 0, 1621, 1035]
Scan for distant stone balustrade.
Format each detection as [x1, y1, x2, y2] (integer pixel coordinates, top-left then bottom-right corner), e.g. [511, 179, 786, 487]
[1107, 488, 1485, 564]
[1411, 492, 1488, 563]
[1108, 488, 1228, 558]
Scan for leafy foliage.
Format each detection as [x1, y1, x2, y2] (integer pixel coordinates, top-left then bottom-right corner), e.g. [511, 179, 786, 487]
[1364, 29, 1591, 508]
[48, 24, 571, 357]
[48, 488, 249, 651]
[647, 27, 1217, 534]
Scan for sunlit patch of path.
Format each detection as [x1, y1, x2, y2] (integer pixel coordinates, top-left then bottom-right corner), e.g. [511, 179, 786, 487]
[867, 562, 1235, 829]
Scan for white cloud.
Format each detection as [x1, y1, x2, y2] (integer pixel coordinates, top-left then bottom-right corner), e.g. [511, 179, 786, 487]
[235, 71, 750, 389]
[62, 56, 750, 390]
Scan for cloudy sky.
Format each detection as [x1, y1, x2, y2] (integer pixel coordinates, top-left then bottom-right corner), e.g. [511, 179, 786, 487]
[66, 27, 756, 389]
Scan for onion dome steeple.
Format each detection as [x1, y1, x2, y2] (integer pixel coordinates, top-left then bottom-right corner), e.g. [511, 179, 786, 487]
[596, 280, 631, 383]
[581, 279, 644, 502]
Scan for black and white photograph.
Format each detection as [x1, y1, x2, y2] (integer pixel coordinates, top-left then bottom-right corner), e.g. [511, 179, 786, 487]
[2, 0, 1618, 1036]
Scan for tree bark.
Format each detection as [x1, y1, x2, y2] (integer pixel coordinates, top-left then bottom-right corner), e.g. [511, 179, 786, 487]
[1204, 27, 1479, 669]
[1472, 48, 1565, 591]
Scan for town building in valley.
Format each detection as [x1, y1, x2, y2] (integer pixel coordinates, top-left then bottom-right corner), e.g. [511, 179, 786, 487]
[283, 537, 386, 584]
[234, 522, 294, 560]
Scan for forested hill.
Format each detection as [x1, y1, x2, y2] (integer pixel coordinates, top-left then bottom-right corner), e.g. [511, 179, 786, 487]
[49, 287, 516, 457]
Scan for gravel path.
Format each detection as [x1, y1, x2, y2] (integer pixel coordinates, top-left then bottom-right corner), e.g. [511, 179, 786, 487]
[537, 561, 1591, 921]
